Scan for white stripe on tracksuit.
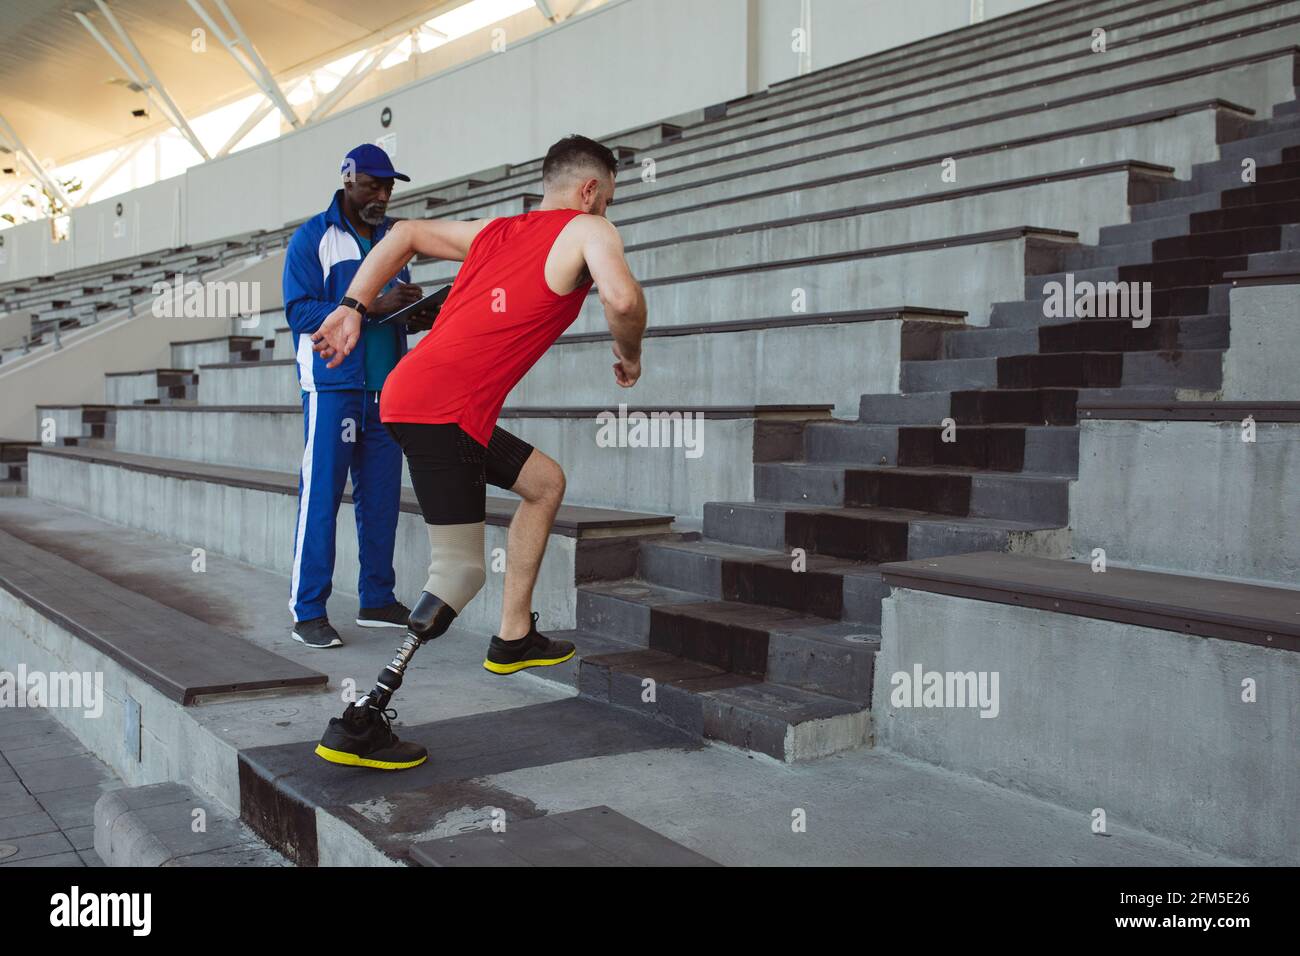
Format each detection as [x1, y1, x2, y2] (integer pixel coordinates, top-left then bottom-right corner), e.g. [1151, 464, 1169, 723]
[288, 391, 318, 620]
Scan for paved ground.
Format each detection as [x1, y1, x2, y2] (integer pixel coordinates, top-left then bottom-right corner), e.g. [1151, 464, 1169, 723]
[0, 705, 114, 867]
[0, 498, 1246, 866]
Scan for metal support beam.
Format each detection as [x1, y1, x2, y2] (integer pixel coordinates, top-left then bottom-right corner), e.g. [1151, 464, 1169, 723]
[306, 32, 409, 124]
[76, 4, 211, 161]
[76, 140, 147, 205]
[217, 97, 276, 157]
[0, 114, 73, 210]
[185, 0, 301, 128]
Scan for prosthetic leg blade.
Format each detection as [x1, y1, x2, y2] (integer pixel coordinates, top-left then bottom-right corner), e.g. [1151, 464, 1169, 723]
[314, 592, 457, 770]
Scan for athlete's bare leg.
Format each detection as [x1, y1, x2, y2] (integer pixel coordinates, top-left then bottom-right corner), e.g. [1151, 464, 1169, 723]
[499, 449, 566, 641]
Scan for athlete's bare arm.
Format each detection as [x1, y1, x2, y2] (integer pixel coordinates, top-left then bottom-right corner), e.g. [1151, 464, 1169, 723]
[579, 215, 645, 387]
[312, 218, 492, 367]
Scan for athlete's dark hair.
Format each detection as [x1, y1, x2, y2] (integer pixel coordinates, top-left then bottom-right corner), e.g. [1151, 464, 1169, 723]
[541, 134, 617, 187]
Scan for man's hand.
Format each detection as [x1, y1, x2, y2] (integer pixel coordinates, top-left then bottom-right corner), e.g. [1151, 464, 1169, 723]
[370, 283, 423, 316]
[311, 306, 362, 368]
[402, 306, 437, 333]
[612, 344, 641, 387]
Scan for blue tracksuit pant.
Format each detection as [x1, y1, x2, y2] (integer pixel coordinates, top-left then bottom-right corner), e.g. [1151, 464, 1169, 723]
[288, 388, 402, 622]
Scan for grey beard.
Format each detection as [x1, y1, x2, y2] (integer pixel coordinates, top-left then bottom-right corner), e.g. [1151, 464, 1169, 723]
[359, 203, 386, 225]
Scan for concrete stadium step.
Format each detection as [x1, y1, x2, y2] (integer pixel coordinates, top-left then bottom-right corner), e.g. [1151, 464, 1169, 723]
[876, 550, 1300, 863]
[1071, 400, 1300, 582]
[626, 536, 886, 625]
[1152, 223, 1287, 259]
[620, 28, 1298, 194]
[1130, 190, 1223, 222]
[608, 163, 1156, 281]
[452, 27, 1295, 222]
[620, 4, 1298, 183]
[900, 356, 998, 391]
[0, 525, 326, 704]
[601, 102, 1237, 243]
[0, 438, 38, 463]
[577, 576, 879, 696]
[804, 421, 1080, 475]
[441, 0, 1190, 204]
[1244, 248, 1300, 270]
[408, 805, 718, 867]
[995, 349, 1224, 389]
[701, 499, 1060, 562]
[1190, 198, 1300, 231]
[25, 445, 675, 637]
[568, 576, 875, 761]
[1037, 314, 1230, 352]
[169, 334, 268, 370]
[108, 401, 830, 521]
[901, 348, 1223, 392]
[860, 386, 1178, 426]
[1221, 175, 1300, 207]
[94, 782, 287, 866]
[753, 462, 1071, 524]
[32, 404, 116, 447]
[942, 326, 1039, 359]
[267, 309, 964, 416]
[726, 0, 1285, 123]
[811, 421, 1076, 476]
[104, 368, 198, 406]
[508, 308, 962, 419]
[988, 281, 1231, 327]
[1215, 125, 1300, 163]
[568, 227, 1073, 336]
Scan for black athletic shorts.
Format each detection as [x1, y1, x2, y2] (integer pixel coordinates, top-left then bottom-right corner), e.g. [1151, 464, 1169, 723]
[384, 421, 534, 525]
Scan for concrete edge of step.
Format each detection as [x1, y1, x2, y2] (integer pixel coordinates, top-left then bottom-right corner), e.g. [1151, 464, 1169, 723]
[93, 778, 288, 867]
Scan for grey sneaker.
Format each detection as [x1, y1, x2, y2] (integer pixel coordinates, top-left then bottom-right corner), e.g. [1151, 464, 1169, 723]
[292, 617, 343, 648]
[355, 601, 412, 629]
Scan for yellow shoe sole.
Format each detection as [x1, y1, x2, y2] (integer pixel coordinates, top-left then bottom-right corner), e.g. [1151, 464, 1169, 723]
[482, 649, 576, 675]
[314, 743, 427, 770]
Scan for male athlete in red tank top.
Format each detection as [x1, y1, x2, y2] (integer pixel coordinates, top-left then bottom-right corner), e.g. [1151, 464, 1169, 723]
[308, 135, 646, 770]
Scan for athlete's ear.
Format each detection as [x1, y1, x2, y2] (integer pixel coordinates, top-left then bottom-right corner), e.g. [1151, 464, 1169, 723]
[581, 177, 600, 213]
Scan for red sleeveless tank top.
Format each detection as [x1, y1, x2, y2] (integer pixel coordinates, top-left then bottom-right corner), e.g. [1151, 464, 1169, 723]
[380, 208, 594, 445]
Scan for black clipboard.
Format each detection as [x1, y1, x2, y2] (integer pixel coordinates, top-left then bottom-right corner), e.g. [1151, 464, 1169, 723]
[376, 284, 452, 326]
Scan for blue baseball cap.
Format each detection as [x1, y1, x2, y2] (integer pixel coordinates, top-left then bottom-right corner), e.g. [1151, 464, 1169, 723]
[341, 143, 410, 182]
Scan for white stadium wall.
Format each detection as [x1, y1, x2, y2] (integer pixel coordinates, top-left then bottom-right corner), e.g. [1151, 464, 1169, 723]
[2, 0, 1053, 280]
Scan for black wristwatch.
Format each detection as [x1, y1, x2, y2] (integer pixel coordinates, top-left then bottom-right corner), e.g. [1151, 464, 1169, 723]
[339, 296, 368, 318]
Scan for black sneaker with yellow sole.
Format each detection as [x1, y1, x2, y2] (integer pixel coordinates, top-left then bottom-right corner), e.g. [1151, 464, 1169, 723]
[483, 611, 576, 675]
[315, 705, 427, 770]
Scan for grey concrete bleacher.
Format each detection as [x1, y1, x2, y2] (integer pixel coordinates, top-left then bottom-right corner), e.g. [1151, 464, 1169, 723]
[1, 0, 1297, 865]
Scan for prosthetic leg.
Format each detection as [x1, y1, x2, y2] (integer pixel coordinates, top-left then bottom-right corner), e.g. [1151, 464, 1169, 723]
[314, 520, 486, 770]
[313, 591, 457, 770]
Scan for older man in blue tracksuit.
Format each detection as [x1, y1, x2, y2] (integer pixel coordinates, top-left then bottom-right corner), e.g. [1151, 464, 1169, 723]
[282, 144, 430, 648]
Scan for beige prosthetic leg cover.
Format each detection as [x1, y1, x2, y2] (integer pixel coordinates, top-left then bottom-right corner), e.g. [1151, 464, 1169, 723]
[424, 521, 487, 614]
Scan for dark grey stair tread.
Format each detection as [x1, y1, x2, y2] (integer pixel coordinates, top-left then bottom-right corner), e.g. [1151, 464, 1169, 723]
[408, 806, 719, 867]
[29, 445, 673, 536]
[585, 646, 868, 719]
[710, 499, 1058, 531]
[531, 628, 641, 688]
[704, 678, 867, 721]
[771, 461, 1073, 481]
[881, 552, 1300, 651]
[643, 535, 868, 572]
[239, 697, 701, 865]
[0, 527, 326, 703]
[1077, 401, 1300, 422]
